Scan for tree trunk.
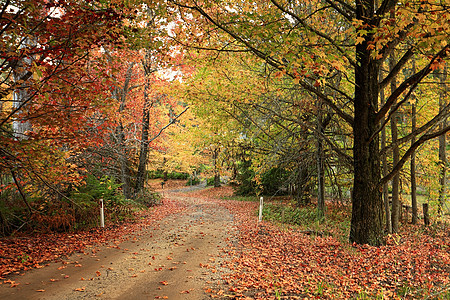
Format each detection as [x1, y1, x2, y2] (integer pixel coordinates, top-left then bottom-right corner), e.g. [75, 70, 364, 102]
[389, 54, 401, 233]
[213, 148, 221, 187]
[135, 77, 152, 195]
[423, 203, 430, 226]
[350, 1, 384, 245]
[438, 67, 447, 215]
[12, 38, 34, 140]
[380, 72, 392, 233]
[316, 100, 325, 218]
[411, 102, 418, 224]
[112, 62, 134, 199]
[118, 122, 132, 199]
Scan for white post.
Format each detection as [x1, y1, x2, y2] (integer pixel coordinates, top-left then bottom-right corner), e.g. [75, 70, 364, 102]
[100, 198, 105, 228]
[258, 196, 263, 222]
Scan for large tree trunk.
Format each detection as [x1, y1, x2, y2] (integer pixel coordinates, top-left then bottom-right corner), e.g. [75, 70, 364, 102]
[350, 1, 383, 245]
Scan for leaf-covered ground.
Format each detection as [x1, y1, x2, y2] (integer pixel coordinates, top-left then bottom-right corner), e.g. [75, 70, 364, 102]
[1, 183, 449, 299]
[0, 197, 186, 281]
[188, 186, 450, 299]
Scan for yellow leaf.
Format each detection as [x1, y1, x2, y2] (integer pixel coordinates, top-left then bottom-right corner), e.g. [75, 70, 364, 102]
[355, 36, 365, 45]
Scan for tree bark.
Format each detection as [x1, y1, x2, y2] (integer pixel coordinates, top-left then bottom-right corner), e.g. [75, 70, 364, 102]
[411, 59, 418, 224]
[380, 71, 392, 233]
[213, 148, 221, 187]
[113, 63, 135, 199]
[411, 102, 418, 224]
[389, 54, 401, 233]
[316, 99, 325, 218]
[423, 203, 430, 226]
[135, 81, 151, 195]
[438, 67, 447, 215]
[118, 122, 132, 199]
[12, 38, 34, 140]
[350, 0, 383, 245]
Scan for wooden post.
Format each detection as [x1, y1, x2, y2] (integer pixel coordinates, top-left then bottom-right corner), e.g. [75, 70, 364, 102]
[100, 199, 105, 228]
[423, 203, 430, 226]
[258, 197, 263, 222]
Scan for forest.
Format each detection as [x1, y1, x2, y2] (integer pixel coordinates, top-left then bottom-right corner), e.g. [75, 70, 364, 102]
[0, 0, 449, 298]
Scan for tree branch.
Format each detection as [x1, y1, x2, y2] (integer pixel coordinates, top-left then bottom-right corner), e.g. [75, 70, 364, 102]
[324, 0, 355, 21]
[271, 0, 356, 68]
[147, 106, 190, 144]
[381, 101, 450, 155]
[380, 125, 450, 186]
[376, 45, 449, 123]
[379, 47, 414, 90]
[170, 0, 354, 126]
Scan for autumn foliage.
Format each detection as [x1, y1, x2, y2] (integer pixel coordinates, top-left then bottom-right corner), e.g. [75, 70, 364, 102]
[185, 186, 450, 299]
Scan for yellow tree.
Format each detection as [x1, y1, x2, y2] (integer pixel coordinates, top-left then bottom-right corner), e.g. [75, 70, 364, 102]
[168, 0, 450, 245]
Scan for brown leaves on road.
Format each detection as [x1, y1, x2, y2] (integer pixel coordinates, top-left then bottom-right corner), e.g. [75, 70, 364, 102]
[0, 198, 186, 279]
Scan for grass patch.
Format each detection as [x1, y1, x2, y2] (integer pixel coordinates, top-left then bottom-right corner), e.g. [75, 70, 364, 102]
[260, 201, 352, 242]
[222, 195, 259, 202]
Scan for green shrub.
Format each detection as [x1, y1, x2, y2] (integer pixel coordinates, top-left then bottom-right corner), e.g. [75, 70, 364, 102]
[134, 188, 161, 207]
[70, 174, 135, 228]
[260, 167, 289, 195]
[234, 160, 257, 196]
[168, 172, 189, 180]
[148, 170, 189, 180]
[222, 195, 259, 202]
[262, 203, 324, 226]
[186, 177, 201, 186]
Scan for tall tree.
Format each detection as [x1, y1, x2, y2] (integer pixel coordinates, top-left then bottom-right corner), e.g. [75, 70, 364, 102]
[169, 0, 450, 245]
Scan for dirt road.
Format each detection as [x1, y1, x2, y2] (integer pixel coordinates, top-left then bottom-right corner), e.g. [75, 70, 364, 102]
[0, 187, 234, 300]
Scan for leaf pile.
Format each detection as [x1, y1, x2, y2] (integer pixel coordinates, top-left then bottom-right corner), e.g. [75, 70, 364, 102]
[216, 198, 449, 299]
[0, 197, 186, 279]
[180, 186, 235, 199]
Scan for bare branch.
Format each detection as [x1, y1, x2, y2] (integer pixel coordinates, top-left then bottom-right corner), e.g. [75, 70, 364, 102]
[147, 106, 190, 144]
[376, 45, 449, 123]
[380, 125, 450, 186]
